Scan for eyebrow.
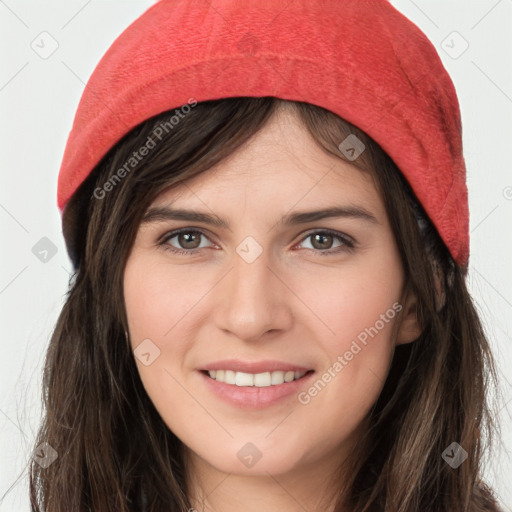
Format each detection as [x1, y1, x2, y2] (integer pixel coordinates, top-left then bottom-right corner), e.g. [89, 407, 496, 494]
[141, 205, 379, 229]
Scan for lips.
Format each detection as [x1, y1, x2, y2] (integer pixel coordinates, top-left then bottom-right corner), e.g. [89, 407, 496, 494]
[199, 367, 316, 409]
[200, 359, 313, 374]
[197, 358, 316, 409]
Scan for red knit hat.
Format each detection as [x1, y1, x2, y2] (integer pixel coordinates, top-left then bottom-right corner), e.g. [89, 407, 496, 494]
[57, 0, 469, 268]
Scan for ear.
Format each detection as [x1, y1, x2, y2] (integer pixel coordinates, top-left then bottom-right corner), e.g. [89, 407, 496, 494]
[396, 290, 422, 345]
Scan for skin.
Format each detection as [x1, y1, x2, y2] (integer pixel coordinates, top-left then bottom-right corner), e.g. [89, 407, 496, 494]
[123, 105, 421, 512]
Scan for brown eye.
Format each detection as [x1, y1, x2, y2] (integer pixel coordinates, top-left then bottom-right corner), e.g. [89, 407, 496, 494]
[311, 233, 334, 250]
[177, 231, 202, 249]
[298, 230, 355, 255]
[161, 229, 213, 255]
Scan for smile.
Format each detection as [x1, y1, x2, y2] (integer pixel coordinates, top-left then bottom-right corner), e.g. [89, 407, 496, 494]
[199, 369, 316, 409]
[204, 369, 312, 387]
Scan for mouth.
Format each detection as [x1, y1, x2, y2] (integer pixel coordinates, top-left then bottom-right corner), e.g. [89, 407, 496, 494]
[199, 367, 316, 409]
[200, 369, 315, 387]
[197, 358, 316, 408]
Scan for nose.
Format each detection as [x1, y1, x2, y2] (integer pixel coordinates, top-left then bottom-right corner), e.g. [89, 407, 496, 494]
[212, 245, 294, 343]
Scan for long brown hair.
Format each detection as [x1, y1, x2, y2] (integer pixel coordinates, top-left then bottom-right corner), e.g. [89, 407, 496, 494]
[27, 97, 503, 511]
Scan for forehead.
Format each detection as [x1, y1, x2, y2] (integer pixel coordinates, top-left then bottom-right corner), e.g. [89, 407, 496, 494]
[150, 107, 384, 220]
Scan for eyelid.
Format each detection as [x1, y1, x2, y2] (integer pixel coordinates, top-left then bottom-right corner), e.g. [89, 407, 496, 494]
[159, 227, 219, 253]
[158, 226, 217, 245]
[294, 228, 355, 253]
[159, 226, 356, 255]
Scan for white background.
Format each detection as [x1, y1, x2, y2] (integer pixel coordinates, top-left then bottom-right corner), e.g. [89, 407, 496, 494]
[1, 1, 511, 510]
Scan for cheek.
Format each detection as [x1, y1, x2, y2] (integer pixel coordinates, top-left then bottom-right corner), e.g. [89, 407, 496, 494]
[295, 249, 403, 412]
[123, 253, 217, 404]
[295, 247, 404, 348]
[123, 255, 200, 415]
[123, 254, 207, 344]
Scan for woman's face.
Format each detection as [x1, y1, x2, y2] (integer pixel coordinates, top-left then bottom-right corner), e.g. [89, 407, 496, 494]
[123, 106, 419, 490]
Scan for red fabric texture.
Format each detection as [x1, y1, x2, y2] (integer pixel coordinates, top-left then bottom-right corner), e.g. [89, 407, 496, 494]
[57, 0, 469, 267]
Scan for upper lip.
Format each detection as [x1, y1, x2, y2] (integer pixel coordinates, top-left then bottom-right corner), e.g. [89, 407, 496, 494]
[200, 359, 314, 374]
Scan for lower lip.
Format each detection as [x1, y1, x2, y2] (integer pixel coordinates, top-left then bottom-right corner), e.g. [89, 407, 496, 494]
[199, 370, 315, 409]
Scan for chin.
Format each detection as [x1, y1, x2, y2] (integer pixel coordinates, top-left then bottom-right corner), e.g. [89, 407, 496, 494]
[187, 439, 305, 477]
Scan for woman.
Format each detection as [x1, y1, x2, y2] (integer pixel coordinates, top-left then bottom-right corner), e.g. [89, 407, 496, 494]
[29, 1, 503, 510]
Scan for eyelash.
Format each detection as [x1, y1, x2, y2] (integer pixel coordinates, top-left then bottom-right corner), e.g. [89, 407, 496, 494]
[159, 228, 355, 257]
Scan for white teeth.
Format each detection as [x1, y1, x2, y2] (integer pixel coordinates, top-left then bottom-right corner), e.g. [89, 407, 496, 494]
[235, 372, 254, 386]
[271, 371, 284, 385]
[224, 370, 236, 385]
[254, 372, 271, 387]
[207, 369, 308, 387]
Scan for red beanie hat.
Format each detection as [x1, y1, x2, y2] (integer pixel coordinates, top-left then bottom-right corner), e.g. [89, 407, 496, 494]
[57, 0, 469, 269]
